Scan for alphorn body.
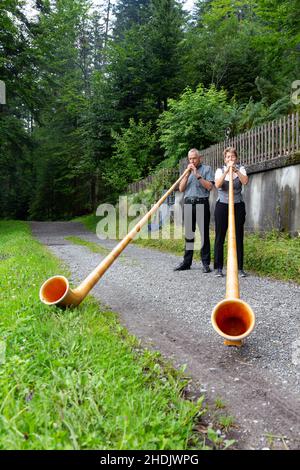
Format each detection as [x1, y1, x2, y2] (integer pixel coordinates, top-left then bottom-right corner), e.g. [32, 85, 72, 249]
[211, 166, 255, 346]
[40, 168, 191, 308]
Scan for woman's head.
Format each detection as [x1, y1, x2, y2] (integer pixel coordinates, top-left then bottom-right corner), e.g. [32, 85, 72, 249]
[223, 147, 238, 164]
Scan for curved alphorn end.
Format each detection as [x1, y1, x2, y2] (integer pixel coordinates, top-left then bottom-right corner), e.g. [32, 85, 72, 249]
[211, 298, 255, 346]
[39, 275, 83, 309]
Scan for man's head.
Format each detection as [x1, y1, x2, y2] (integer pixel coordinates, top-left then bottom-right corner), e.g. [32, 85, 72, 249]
[188, 148, 202, 167]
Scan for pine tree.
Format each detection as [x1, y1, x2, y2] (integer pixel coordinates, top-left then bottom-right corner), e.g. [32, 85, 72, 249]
[113, 0, 150, 40]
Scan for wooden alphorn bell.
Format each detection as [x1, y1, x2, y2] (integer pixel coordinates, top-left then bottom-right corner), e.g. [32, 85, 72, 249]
[211, 166, 255, 346]
[39, 168, 191, 308]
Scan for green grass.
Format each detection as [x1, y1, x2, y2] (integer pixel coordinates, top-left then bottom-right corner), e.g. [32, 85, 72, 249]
[76, 215, 300, 284]
[214, 397, 226, 410]
[218, 415, 235, 432]
[0, 220, 230, 450]
[73, 215, 101, 233]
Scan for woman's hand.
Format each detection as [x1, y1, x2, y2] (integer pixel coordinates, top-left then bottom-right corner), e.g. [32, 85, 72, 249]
[226, 161, 238, 173]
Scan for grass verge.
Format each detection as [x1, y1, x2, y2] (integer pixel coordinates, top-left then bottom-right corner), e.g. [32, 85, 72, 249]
[0, 220, 232, 450]
[74, 215, 300, 284]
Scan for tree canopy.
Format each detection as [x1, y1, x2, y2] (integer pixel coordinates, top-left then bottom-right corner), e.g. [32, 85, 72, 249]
[0, 0, 299, 219]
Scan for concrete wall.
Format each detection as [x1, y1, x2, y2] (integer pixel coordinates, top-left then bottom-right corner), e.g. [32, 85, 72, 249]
[244, 165, 300, 234]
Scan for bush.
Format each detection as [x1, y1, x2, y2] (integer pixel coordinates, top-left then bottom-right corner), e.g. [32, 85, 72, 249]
[105, 119, 158, 195]
[158, 84, 234, 165]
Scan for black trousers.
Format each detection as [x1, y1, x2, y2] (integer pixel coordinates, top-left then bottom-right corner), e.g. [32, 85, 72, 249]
[183, 199, 211, 266]
[214, 201, 246, 270]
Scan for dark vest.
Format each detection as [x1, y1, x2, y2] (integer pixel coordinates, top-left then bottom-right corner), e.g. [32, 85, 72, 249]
[217, 166, 244, 204]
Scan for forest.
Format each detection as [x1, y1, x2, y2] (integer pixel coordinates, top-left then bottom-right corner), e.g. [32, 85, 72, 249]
[0, 0, 299, 219]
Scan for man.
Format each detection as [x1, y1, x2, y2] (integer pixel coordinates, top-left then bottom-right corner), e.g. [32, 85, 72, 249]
[174, 148, 214, 273]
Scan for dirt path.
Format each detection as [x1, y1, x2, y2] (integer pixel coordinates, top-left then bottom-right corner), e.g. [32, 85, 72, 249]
[31, 221, 300, 450]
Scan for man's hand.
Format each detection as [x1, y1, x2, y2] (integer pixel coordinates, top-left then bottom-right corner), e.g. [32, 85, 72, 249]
[187, 163, 197, 174]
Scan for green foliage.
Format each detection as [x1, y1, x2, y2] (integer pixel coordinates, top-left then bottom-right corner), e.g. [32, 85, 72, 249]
[130, 168, 178, 206]
[183, 13, 262, 101]
[146, 0, 185, 112]
[113, 0, 151, 40]
[105, 119, 158, 196]
[214, 397, 226, 409]
[218, 415, 235, 431]
[158, 85, 233, 164]
[0, 114, 33, 219]
[206, 427, 235, 450]
[230, 95, 293, 134]
[108, 0, 184, 121]
[1, 0, 299, 217]
[0, 0, 43, 218]
[107, 25, 158, 123]
[186, 0, 300, 104]
[243, 231, 300, 283]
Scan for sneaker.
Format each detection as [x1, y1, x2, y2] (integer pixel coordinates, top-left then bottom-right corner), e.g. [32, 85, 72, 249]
[174, 262, 191, 271]
[239, 270, 248, 277]
[202, 265, 211, 273]
[215, 268, 224, 277]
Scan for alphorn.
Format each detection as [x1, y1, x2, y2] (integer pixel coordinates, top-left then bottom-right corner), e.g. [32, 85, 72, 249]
[211, 166, 255, 346]
[40, 168, 191, 308]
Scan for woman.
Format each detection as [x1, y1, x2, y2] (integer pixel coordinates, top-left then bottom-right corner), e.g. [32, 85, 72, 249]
[214, 147, 248, 277]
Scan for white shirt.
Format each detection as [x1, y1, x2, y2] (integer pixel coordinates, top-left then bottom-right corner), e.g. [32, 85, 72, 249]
[215, 166, 247, 181]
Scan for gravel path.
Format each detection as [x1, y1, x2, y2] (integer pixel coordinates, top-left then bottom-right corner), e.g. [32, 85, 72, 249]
[31, 221, 300, 450]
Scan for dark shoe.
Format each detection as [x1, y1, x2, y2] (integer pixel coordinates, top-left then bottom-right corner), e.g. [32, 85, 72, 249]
[239, 270, 248, 277]
[174, 262, 191, 271]
[202, 265, 211, 273]
[215, 268, 224, 277]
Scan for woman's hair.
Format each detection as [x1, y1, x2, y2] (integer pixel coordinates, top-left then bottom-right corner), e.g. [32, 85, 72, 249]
[223, 147, 238, 159]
